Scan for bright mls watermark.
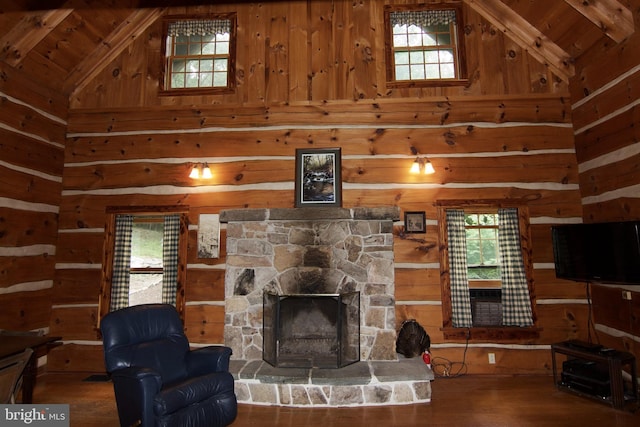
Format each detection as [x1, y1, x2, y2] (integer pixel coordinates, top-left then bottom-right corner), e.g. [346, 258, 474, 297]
[0, 405, 69, 426]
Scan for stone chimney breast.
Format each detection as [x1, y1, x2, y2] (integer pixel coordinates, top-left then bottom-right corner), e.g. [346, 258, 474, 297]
[221, 206, 400, 362]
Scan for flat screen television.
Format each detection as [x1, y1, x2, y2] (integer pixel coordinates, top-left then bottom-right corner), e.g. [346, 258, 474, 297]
[551, 221, 640, 285]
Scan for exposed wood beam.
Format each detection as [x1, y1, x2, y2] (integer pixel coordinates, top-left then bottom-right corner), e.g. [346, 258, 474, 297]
[0, 9, 73, 67]
[463, 0, 575, 82]
[64, 8, 166, 98]
[564, 0, 634, 43]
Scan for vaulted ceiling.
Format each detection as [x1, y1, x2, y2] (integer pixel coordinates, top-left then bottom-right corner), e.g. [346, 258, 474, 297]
[0, 0, 635, 101]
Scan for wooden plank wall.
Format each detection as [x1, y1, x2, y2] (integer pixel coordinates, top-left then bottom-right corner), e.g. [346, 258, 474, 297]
[50, 1, 587, 373]
[49, 0, 588, 374]
[0, 63, 67, 334]
[569, 0, 640, 361]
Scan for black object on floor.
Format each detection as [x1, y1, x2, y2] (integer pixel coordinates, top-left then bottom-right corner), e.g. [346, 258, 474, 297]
[83, 374, 110, 382]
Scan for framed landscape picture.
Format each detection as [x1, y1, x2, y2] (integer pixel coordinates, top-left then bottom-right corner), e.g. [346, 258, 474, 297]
[404, 211, 426, 234]
[295, 148, 342, 207]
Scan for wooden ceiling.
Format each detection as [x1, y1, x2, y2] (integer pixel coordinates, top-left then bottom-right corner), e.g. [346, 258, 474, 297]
[0, 0, 635, 100]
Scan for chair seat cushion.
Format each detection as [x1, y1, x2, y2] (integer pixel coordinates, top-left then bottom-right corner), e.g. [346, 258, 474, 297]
[153, 371, 235, 417]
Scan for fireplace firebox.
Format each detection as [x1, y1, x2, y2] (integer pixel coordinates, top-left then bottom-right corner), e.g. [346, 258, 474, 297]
[263, 291, 360, 368]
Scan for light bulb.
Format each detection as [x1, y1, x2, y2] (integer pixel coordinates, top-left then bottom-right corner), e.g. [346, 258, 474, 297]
[189, 165, 200, 179]
[201, 163, 213, 179]
[410, 159, 421, 174]
[424, 160, 435, 174]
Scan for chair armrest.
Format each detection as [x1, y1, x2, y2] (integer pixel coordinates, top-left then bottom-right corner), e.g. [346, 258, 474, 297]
[185, 346, 232, 376]
[111, 367, 163, 427]
[111, 366, 162, 392]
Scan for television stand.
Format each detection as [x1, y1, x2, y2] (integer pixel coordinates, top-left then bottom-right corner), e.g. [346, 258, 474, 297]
[551, 340, 638, 410]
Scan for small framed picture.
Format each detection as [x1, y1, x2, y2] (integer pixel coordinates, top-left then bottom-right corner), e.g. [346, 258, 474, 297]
[404, 211, 426, 234]
[197, 214, 220, 259]
[295, 148, 342, 207]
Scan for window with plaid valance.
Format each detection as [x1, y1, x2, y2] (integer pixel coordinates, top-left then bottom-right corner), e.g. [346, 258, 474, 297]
[384, 5, 467, 85]
[162, 14, 237, 92]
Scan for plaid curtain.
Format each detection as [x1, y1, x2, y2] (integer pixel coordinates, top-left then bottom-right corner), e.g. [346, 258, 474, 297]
[446, 209, 473, 327]
[498, 208, 533, 326]
[109, 215, 133, 311]
[168, 20, 230, 36]
[390, 9, 457, 28]
[162, 214, 180, 306]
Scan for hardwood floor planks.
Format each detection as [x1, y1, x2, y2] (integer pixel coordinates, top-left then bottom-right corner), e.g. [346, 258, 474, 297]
[32, 373, 639, 426]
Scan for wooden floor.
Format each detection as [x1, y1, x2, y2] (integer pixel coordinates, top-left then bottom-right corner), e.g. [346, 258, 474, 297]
[32, 373, 639, 426]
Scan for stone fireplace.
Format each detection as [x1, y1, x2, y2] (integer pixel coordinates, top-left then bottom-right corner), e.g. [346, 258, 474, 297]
[220, 207, 399, 364]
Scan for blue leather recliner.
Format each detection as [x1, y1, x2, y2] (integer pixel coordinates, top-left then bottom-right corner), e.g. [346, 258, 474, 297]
[101, 304, 237, 427]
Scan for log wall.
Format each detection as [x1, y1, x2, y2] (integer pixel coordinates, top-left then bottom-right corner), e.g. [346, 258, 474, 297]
[45, 1, 588, 375]
[0, 63, 67, 334]
[569, 0, 640, 362]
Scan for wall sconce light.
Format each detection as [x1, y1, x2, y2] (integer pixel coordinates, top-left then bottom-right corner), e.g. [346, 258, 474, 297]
[410, 157, 435, 175]
[189, 163, 213, 179]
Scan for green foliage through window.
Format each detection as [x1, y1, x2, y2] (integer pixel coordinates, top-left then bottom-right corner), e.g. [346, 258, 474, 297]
[465, 213, 501, 280]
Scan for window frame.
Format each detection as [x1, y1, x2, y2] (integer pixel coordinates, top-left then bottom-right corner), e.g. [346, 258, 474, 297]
[98, 206, 189, 330]
[383, 3, 468, 88]
[160, 13, 237, 96]
[436, 200, 539, 341]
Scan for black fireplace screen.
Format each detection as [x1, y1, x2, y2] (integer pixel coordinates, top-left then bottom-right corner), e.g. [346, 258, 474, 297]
[263, 291, 360, 368]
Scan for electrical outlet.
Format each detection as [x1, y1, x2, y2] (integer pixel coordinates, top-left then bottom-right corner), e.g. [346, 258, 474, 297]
[622, 290, 632, 301]
[488, 353, 496, 364]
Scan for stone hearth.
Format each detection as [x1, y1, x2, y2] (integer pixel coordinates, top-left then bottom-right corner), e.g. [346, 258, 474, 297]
[220, 207, 399, 363]
[229, 356, 434, 407]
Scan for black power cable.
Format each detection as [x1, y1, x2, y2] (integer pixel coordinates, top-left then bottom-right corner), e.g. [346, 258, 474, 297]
[585, 282, 600, 345]
[431, 328, 470, 378]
